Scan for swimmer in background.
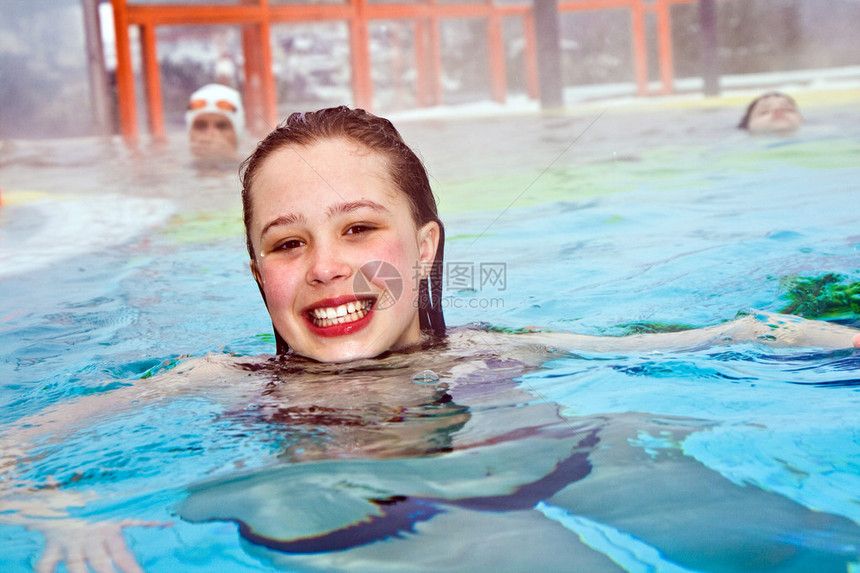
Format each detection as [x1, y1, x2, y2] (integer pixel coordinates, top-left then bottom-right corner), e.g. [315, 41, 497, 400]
[737, 91, 803, 134]
[186, 83, 245, 164]
[3, 106, 860, 573]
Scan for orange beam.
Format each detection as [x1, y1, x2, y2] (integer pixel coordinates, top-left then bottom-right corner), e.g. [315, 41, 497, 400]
[240, 0, 265, 134]
[349, 0, 373, 109]
[242, 23, 268, 135]
[125, 4, 263, 26]
[111, 0, 137, 142]
[268, 4, 354, 22]
[630, 0, 649, 96]
[140, 23, 165, 140]
[655, 0, 674, 94]
[126, 3, 359, 25]
[558, 0, 635, 12]
[487, 4, 506, 103]
[257, 1, 278, 129]
[366, 4, 490, 20]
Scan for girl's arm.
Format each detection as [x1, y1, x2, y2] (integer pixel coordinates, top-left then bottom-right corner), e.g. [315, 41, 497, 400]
[0, 355, 234, 573]
[518, 311, 860, 353]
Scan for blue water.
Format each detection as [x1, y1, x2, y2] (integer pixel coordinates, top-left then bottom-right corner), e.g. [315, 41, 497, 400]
[1, 106, 860, 571]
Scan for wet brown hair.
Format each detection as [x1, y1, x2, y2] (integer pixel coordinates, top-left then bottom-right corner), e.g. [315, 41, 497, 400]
[240, 107, 446, 354]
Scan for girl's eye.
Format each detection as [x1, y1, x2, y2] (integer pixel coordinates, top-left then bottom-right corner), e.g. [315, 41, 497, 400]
[346, 224, 375, 235]
[275, 239, 305, 251]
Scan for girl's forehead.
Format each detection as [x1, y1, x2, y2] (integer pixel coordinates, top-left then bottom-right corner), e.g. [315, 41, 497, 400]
[261, 139, 390, 182]
[252, 139, 406, 212]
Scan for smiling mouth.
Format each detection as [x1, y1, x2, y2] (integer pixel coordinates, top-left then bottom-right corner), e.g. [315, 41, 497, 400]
[309, 299, 375, 328]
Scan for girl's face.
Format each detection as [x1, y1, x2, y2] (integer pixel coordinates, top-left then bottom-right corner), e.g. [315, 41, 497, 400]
[747, 95, 802, 134]
[248, 138, 440, 363]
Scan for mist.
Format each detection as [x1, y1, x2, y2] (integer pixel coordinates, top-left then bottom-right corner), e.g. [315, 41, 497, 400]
[1, 0, 859, 140]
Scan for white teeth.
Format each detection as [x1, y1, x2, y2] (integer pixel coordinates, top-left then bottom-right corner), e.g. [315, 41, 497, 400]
[309, 300, 372, 327]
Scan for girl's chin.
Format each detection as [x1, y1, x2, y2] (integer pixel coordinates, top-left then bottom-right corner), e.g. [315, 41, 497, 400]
[293, 333, 424, 363]
[298, 346, 385, 364]
[281, 316, 421, 362]
[290, 333, 389, 363]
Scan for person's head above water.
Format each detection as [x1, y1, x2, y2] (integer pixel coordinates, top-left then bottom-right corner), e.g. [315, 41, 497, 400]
[738, 91, 802, 134]
[241, 106, 446, 362]
[186, 83, 245, 161]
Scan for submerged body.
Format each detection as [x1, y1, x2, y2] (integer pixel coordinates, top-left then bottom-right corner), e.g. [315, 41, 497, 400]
[4, 321, 860, 572]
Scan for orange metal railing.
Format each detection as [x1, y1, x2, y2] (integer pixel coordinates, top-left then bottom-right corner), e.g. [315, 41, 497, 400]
[556, 0, 676, 97]
[110, 0, 712, 142]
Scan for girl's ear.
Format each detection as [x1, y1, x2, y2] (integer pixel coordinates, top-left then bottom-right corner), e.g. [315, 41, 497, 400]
[250, 259, 263, 287]
[417, 221, 440, 277]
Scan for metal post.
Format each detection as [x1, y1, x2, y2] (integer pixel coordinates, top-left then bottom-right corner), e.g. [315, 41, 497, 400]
[699, 0, 719, 96]
[523, 12, 539, 100]
[532, 0, 563, 109]
[81, 0, 112, 136]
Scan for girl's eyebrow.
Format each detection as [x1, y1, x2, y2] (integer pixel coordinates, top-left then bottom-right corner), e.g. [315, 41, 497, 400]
[260, 200, 390, 239]
[260, 213, 304, 239]
[326, 200, 390, 218]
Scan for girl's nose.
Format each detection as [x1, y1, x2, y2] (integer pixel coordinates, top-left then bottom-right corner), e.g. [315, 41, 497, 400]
[306, 242, 352, 285]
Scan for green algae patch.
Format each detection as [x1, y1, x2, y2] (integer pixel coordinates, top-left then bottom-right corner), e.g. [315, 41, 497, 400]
[778, 273, 860, 321]
[712, 138, 860, 172]
[163, 210, 244, 244]
[434, 163, 646, 214]
[613, 321, 698, 335]
[447, 233, 495, 241]
[433, 137, 860, 214]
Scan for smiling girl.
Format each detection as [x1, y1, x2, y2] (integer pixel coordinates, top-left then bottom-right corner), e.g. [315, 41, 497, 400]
[240, 109, 444, 362]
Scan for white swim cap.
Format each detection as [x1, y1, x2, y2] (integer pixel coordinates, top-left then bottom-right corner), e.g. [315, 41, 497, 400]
[185, 83, 245, 137]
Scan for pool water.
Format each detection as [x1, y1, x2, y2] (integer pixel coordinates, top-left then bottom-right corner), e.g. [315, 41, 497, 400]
[1, 95, 859, 572]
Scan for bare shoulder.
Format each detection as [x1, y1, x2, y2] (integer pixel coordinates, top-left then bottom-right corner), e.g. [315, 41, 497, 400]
[440, 326, 567, 367]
